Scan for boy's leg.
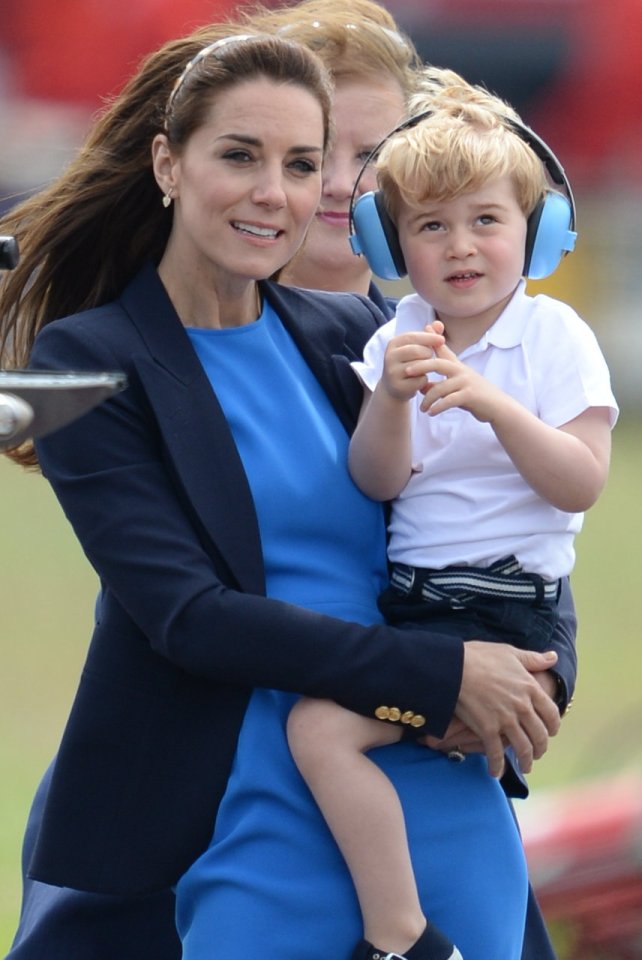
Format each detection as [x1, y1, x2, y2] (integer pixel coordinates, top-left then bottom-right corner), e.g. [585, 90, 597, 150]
[287, 698, 460, 959]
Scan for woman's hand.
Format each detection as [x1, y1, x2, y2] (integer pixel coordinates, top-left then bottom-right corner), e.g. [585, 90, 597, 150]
[451, 642, 561, 777]
[418, 666, 561, 761]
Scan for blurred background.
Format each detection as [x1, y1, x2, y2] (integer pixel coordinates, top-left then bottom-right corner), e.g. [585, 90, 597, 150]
[1, 1, 641, 957]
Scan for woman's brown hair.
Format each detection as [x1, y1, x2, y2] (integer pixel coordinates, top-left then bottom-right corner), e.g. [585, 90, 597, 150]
[0, 30, 332, 371]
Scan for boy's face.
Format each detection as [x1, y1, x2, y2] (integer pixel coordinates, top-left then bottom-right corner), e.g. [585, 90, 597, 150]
[396, 175, 528, 333]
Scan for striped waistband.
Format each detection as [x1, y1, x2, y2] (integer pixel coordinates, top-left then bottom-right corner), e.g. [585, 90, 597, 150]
[390, 556, 559, 608]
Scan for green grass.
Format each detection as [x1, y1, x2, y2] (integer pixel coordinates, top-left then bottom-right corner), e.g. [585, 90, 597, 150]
[0, 419, 640, 952]
[0, 458, 98, 949]
[527, 416, 642, 789]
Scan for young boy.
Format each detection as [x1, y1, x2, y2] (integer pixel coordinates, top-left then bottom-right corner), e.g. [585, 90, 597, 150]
[287, 68, 618, 960]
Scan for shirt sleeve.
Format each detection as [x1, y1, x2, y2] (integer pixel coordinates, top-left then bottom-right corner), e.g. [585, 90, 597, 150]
[528, 297, 619, 429]
[350, 317, 397, 392]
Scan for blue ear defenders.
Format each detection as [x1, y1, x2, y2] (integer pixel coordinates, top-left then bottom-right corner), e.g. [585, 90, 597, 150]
[349, 111, 577, 282]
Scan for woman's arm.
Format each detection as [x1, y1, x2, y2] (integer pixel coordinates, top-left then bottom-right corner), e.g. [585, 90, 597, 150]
[30, 317, 461, 738]
[542, 576, 577, 715]
[30, 315, 559, 764]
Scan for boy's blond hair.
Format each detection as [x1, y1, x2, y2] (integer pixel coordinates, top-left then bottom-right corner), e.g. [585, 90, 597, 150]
[377, 66, 548, 220]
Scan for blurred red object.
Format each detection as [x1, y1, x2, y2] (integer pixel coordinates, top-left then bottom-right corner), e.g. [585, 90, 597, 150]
[391, 0, 642, 186]
[2, 0, 239, 107]
[525, 0, 642, 186]
[3, 0, 640, 184]
[519, 770, 642, 959]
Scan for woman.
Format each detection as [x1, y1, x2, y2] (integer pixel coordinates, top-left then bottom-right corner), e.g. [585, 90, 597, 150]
[1, 16, 561, 960]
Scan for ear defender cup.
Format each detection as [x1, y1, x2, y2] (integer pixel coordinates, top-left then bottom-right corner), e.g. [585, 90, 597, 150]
[524, 191, 577, 280]
[350, 191, 407, 281]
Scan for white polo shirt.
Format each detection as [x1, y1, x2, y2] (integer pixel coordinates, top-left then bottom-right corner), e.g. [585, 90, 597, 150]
[352, 281, 618, 579]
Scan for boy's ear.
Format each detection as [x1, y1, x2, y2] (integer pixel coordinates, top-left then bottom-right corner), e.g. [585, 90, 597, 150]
[349, 190, 407, 281]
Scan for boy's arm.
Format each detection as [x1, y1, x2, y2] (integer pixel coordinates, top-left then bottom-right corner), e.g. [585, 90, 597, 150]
[486, 400, 610, 512]
[349, 328, 445, 501]
[418, 343, 612, 512]
[349, 388, 413, 501]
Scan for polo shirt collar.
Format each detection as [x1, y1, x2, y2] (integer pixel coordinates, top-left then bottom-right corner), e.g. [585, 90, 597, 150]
[395, 279, 529, 352]
[482, 279, 529, 349]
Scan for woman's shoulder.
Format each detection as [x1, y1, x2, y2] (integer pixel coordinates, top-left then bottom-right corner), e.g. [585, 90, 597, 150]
[32, 294, 140, 379]
[266, 279, 380, 312]
[263, 280, 387, 335]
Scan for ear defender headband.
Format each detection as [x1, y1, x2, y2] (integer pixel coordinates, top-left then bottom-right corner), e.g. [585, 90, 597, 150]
[349, 111, 578, 282]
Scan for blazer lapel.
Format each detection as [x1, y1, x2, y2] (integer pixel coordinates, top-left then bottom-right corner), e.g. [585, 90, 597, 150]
[262, 282, 377, 434]
[120, 264, 265, 595]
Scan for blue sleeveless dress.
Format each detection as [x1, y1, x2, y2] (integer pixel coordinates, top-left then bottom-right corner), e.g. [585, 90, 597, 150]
[176, 303, 528, 960]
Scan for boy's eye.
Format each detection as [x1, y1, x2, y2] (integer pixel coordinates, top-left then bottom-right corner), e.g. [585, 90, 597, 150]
[478, 214, 497, 225]
[421, 220, 442, 232]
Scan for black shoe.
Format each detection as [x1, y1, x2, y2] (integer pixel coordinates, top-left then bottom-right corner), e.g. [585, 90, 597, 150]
[351, 923, 463, 960]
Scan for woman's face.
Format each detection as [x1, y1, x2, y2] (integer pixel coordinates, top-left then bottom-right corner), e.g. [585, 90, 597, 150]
[283, 76, 406, 293]
[155, 77, 325, 293]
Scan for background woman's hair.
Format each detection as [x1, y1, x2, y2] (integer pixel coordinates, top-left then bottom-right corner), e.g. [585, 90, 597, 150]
[0, 31, 332, 370]
[240, 0, 421, 96]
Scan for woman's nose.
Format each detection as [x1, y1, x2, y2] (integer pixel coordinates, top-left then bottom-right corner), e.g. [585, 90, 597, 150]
[252, 167, 287, 208]
[322, 154, 359, 200]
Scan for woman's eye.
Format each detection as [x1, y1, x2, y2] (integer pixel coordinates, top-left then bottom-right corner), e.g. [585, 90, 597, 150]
[222, 149, 253, 163]
[357, 149, 377, 165]
[290, 158, 318, 175]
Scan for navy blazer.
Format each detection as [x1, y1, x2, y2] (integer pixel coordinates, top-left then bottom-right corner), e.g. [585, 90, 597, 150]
[28, 264, 465, 897]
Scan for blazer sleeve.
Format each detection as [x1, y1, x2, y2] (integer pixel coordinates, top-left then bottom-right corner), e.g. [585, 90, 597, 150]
[30, 312, 463, 740]
[547, 576, 577, 714]
[501, 576, 577, 798]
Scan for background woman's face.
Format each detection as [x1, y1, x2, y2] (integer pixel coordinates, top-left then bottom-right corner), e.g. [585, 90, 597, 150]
[296, 76, 406, 287]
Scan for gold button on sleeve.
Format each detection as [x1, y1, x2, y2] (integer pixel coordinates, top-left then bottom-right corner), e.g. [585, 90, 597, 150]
[401, 711, 414, 725]
[388, 707, 401, 722]
[374, 705, 390, 721]
[410, 714, 426, 728]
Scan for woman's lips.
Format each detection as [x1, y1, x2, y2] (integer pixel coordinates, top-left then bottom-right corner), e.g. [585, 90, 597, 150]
[316, 211, 350, 227]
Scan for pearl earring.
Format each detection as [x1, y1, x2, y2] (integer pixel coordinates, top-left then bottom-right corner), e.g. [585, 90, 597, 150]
[162, 191, 173, 209]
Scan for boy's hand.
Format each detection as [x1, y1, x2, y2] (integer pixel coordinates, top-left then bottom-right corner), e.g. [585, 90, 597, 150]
[380, 325, 445, 403]
[416, 341, 506, 422]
